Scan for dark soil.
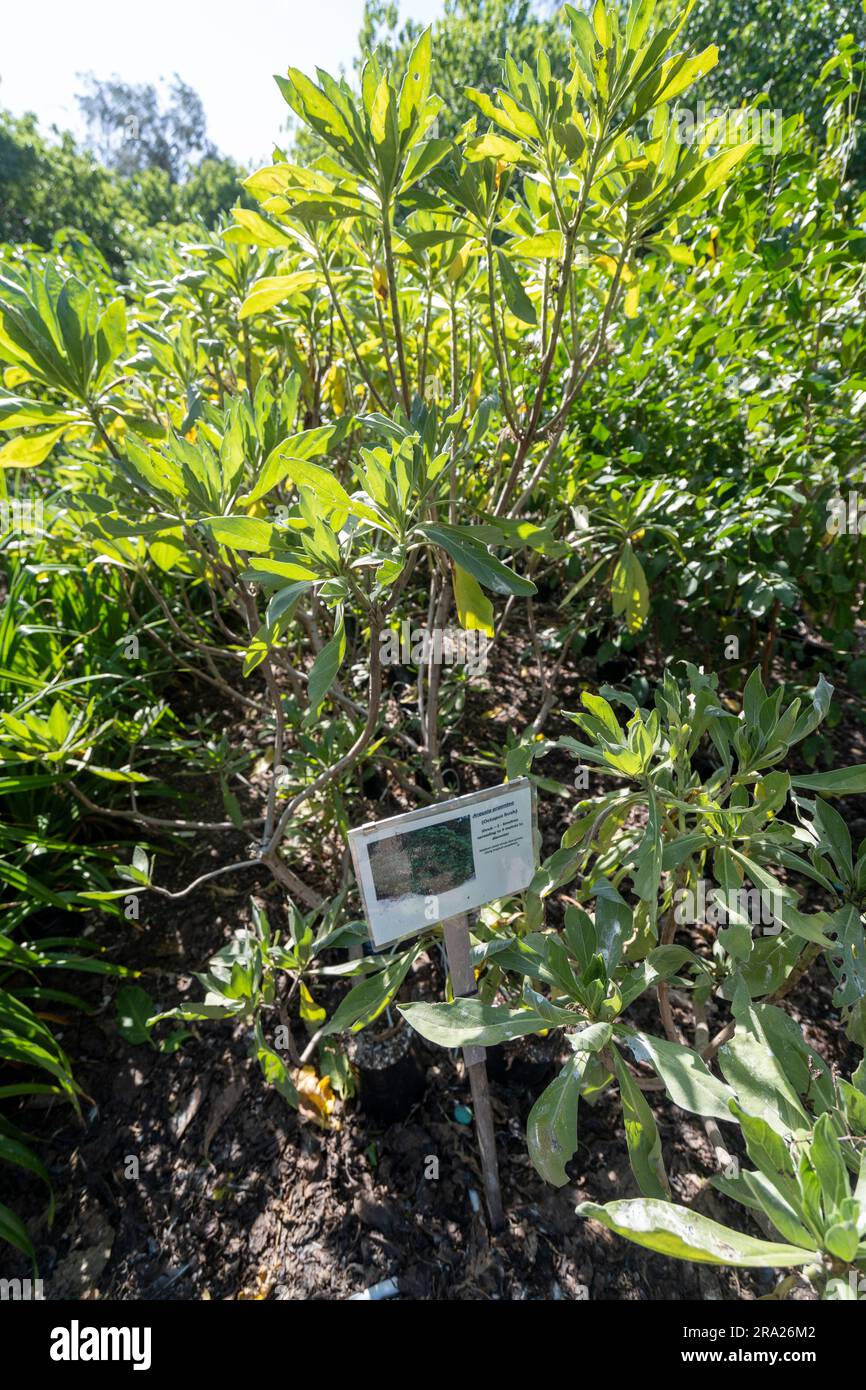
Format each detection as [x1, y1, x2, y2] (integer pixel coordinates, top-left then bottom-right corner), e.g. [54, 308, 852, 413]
[1, 614, 863, 1301]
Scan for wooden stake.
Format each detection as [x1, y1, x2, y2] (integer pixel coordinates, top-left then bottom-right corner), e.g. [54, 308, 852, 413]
[442, 913, 505, 1232]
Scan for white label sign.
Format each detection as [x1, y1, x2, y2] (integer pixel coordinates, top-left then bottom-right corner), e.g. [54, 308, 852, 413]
[348, 779, 537, 947]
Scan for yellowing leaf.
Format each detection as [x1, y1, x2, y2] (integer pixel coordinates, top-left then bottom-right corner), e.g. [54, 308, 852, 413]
[239, 272, 319, 319]
[512, 231, 564, 260]
[299, 982, 326, 1026]
[237, 1269, 275, 1300]
[447, 247, 469, 282]
[246, 556, 317, 581]
[468, 363, 483, 413]
[372, 265, 389, 304]
[371, 76, 391, 145]
[624, 282, 641, 318]
[453, 562, 495, 637]
[0, 425, 68, 467]
[466, 133, 523, 164]
[293, 1065, 338, 1129]
[595, 255, 633, 282]
[592, 0, 610, 47]
[322, 363, 348, 415]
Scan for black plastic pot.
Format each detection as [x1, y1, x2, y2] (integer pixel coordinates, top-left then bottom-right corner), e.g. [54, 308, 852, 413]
[486, 1034, 559, 1090]
[347, 1020, 426, 1124]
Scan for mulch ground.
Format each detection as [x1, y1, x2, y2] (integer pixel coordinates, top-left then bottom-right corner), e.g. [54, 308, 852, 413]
[2, 611, 863, 1301]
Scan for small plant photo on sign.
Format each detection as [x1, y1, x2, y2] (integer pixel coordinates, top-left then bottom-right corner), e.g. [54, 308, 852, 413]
[369, 814, 477, 903]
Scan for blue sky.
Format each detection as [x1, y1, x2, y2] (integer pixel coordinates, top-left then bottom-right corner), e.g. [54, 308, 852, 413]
[1, 0, 445, 166]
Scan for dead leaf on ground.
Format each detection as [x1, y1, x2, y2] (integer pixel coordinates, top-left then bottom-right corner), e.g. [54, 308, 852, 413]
[171, 1080, 207, 1140]
[203, 1073, 247, 1157]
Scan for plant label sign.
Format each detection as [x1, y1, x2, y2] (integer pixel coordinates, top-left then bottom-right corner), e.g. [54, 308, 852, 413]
[348, 778, 537, 947]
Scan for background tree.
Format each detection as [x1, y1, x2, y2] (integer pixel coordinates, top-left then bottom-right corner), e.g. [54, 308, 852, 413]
[684, 0, 865, 138]
[180, 155, 253, 225]
[0, 111, 131, 268]
[0, 77, 250, 271]
[76, 73, 216, 180]
[358, 0, 569, 136]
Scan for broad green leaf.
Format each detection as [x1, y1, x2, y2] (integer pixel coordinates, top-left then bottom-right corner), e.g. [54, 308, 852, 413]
[633, 46, 719, 119]
[307, 612, 346, 716]
[0, 1201, 36, 1269]
[566, 4, 599, 82]
[325, 945, 422, 1035]
[257, 1043, 299, 1107]
[527, 1056, 582, 1187]
[497, 251, 537, 325]
[230, 207, 293, 248]
[283, 68, 354, 147]
[402, 138, 452, 189]
[613, 1048, 670, 1200]
[811, 797, 853, 882]
[0, 395, 73, 428]
[623, 1030, 736, 1121]
[371, 75, 392, 145]
[728, 1100, 796, 1190]
[665, 141, 756, 219]
[729, 850, 834, 947]
[398, 27, 432, 132]
[245, 557, 318, 582]
[115, 985, 155, 1045]
[283, 458, 379, 525]
[150, 530, 191, 574]
[95, 296, 127, 377]
[739, 1170, 816, 1249]
[245, 424, 339, 503]
[202, 516, 276, 552]
[610, 542, 648, 632]
[579, 1199, 817, 1267]
[581, 691, 622, 738]
[718, 1005, 810, 1136]
[238, 272, 319, 320]
[824, 1221, 859, 1263]
[632, 791, 662, 902]
[592, 879, 632, 973]
[417, 522, 536, 596]
[809, 1113, 850, 1214]
[511, 232, 564, 260]
[568, 1022, 613, 1054]
[399, 998, 545, 1047]
[592, 0, 609, 47]
[831, 904, 866, 1008]
[792, 765, 866, 796]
